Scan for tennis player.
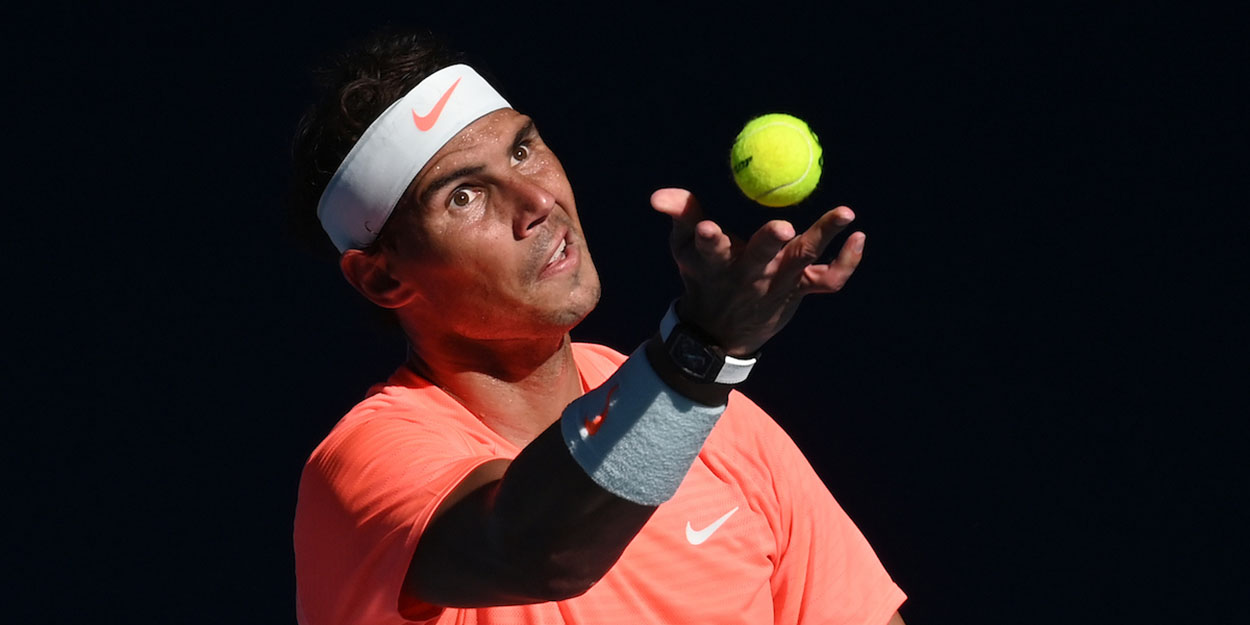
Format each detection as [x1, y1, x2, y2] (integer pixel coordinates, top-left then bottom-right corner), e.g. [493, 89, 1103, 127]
[290, 29, 906, 625]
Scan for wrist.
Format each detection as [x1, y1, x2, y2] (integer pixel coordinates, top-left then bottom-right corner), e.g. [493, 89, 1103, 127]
[673, 298, 763, 358]
[644, 335, 733, 407]
[649, 300, 760, 404]
[661, 300, 759, 382]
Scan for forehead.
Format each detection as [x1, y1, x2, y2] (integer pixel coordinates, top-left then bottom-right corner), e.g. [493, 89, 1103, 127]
[424, 109, 528, 169]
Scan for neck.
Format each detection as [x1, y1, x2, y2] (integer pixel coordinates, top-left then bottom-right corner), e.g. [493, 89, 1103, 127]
[405, 331, 584, 448]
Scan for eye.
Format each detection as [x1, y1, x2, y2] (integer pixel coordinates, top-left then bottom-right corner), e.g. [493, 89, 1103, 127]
[511, 143, 531, 164]
[449, 187, 481, 209]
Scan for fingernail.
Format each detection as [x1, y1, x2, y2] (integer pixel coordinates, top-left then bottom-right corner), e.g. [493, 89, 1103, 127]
[855, 236, 865, 253]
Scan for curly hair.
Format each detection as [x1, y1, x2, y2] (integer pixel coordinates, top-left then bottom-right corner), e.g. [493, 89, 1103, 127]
[287, 27, 470, 259]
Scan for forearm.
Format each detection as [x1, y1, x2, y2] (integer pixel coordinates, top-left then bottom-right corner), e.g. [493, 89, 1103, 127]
[408, 337, 727, 606]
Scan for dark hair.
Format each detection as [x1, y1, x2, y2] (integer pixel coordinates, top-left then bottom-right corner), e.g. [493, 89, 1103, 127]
[287, 27, 468, 259]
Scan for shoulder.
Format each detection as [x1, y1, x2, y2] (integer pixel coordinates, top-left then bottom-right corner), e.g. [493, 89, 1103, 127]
[717, 390, 790, 446]
[311, 378, 467, 459]
[701, 390, 815, 484]
[294, 377, 510, 625]
[302, 373, 513, 493]
[295, 372, 515, 554]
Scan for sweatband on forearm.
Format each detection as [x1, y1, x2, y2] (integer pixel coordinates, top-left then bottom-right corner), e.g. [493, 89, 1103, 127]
[560, 344, 726, 506]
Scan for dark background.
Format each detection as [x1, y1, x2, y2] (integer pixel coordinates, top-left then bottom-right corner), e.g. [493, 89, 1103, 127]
[13, 2, 1243, 623]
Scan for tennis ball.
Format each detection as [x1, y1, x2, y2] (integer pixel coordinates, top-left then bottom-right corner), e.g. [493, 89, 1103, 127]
[730, 113, 823, 207]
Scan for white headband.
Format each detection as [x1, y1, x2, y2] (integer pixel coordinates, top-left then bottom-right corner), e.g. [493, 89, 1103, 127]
[317, 64, 511, 252]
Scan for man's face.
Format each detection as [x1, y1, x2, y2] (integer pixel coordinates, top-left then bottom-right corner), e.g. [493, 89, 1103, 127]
[384, 108, 601, 341]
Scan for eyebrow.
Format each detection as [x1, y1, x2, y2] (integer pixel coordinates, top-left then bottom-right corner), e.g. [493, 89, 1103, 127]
[414, 119, 537, 209]
[512, 119, 536, 150]
[418, 164, 485, 209]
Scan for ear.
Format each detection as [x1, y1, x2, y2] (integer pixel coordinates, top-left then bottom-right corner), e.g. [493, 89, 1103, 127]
[339, 249, 419, 309]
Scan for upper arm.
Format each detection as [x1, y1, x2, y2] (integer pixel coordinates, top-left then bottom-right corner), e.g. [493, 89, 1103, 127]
[295, 413, 509, 624]
[400, 458, 508, 601]
[427, 458, 511, 525]
[401, 420, 656, 608]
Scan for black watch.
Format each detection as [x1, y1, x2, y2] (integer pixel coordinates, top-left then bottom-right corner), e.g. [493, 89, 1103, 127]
[660, 301, 757, 384]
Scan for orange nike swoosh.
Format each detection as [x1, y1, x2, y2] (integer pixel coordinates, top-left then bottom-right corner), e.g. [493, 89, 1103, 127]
[584, 384, 618, 436]
[411, 77, 462, 131]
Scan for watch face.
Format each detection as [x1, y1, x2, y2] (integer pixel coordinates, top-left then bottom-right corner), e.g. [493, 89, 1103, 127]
[671, 332, 715, 378]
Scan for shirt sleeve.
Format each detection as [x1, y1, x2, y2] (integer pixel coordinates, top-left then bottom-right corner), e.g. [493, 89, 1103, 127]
[294, 406, 505, 625]
[725, 394, 907, 625]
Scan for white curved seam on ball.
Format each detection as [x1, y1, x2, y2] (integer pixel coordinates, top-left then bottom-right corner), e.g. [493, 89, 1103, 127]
[743, 121, 815, 201]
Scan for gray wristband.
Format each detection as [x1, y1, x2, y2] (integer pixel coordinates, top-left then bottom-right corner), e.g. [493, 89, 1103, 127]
[561, 344, 725, 505]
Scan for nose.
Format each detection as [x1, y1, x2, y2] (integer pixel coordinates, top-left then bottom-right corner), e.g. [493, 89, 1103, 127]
[505, 173, 556, 239]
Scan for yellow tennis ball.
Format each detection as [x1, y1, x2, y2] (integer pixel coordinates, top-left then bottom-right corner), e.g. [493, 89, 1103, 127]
[730, 113, 823, 207]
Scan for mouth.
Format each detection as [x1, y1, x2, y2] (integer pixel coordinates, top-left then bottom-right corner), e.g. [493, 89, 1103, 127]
[538, 228, 577, 278]
[547, 238, 568, 266]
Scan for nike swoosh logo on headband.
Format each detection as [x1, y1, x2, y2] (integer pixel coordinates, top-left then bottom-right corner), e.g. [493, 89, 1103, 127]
[412, 77, 462, 131]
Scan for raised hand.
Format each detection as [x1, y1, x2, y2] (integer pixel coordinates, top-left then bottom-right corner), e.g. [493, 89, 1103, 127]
[650, 188, 866, 357]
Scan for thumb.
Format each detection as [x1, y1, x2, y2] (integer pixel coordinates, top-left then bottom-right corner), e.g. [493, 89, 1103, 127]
[650, 188, 705, 224]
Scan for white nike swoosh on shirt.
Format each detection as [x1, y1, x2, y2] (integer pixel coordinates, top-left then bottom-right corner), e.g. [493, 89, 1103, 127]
[685, 506, 740, 545]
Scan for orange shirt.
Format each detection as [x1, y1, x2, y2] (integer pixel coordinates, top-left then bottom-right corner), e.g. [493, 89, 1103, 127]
[295, 343, 905, 624]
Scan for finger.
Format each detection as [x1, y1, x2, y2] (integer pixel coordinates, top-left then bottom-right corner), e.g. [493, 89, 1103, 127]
[776, 206, 856, 284]
[650, 188, 706, 240]
[803, 206, 856, 256]
[800, 232, 865, 293]
[693, 220, 734, 268]
[741, 219, 797, 270]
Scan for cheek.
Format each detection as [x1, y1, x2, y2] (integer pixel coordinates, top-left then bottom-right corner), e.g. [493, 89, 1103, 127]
[528, 151, 571, 188]
[432, 240, 526, 292]
[549, 161, 572, 191]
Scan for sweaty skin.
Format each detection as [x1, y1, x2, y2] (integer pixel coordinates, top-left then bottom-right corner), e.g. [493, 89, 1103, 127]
[337, 107, 890, 619]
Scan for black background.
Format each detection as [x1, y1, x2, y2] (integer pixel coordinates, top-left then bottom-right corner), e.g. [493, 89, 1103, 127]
[12, 2, 1243, 623]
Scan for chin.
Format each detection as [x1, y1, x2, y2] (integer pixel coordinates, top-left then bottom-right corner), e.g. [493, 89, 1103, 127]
[557, 282, 602, 328]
